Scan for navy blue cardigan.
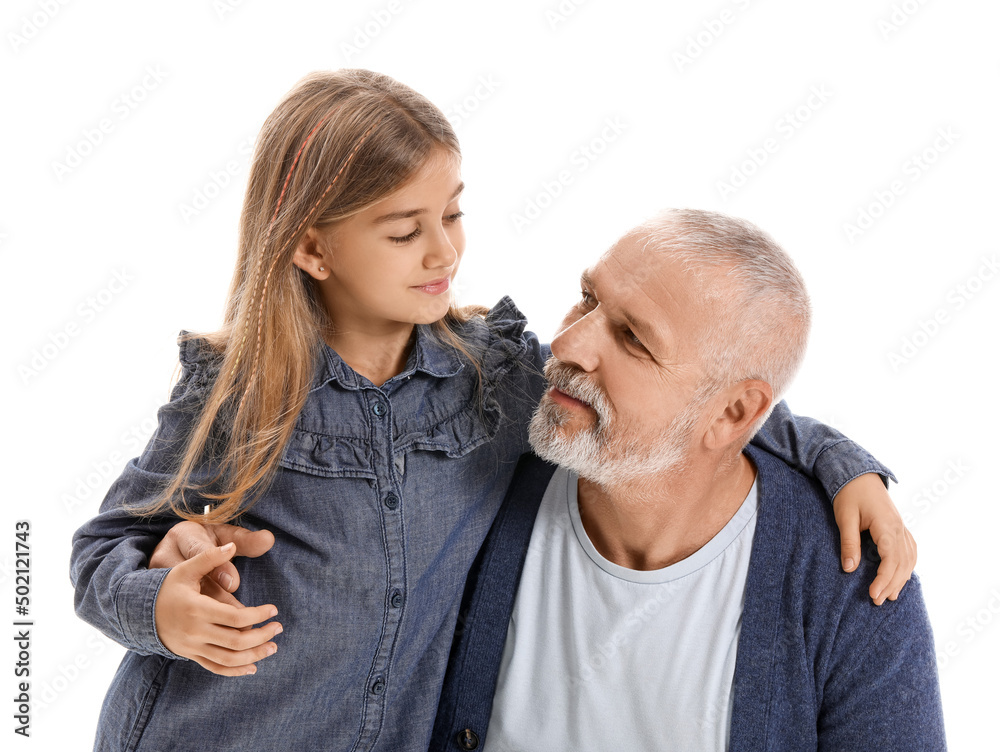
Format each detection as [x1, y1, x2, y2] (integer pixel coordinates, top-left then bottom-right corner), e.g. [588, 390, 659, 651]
[431, 447, 947, 751]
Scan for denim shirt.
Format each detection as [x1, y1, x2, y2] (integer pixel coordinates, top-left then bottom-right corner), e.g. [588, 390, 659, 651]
[70, 297, 894, 752]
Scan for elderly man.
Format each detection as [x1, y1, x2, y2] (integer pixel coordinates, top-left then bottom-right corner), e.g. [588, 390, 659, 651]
[430, 210, 946, 751]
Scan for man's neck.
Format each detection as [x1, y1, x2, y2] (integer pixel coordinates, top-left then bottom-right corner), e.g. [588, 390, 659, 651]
[576, 453, 756, 571]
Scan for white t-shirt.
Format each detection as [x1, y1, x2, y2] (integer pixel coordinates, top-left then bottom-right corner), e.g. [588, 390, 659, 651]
[483, 467, 758, 752]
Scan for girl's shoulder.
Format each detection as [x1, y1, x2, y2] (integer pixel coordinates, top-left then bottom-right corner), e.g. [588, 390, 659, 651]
[171, 330, 225, 401]
[458, 296, 546, 377]
[479, 295, 530, 343]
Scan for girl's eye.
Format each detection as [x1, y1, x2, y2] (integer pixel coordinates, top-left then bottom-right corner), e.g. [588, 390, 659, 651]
[389, 211, 462, 244]
[390, 227, 422, 245]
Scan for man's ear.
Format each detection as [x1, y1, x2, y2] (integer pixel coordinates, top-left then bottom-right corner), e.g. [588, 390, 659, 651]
[292, 227, 330, 280]
[704, 380, 773, 450]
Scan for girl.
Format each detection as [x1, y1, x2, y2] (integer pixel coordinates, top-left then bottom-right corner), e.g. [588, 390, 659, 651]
[71, 69, 911, 752]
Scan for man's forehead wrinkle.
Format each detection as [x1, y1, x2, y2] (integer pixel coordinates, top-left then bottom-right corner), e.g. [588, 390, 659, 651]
[594, 246, 685, 352]
[634, 268, 686, 347]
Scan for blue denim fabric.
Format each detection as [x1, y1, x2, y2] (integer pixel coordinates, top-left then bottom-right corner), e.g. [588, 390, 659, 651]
[752, 405, 897, 498]
[70, 296, 893, 752]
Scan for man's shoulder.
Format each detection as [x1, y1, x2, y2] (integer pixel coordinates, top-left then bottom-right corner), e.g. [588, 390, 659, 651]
[745, 445, 889, 613]
[745, 443, 841, 548]
[743, 445, 926, 641]
[501, 453, 560, 527]
[735, 446, 943, 751]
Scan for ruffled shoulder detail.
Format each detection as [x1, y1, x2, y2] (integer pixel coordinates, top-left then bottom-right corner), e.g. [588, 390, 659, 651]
[174, 330, 224, 399]
[394, 296, 544, 460]
[484, 295, 528, 340]
[468, 295, 531, 376]
[480, 295, 534, 394]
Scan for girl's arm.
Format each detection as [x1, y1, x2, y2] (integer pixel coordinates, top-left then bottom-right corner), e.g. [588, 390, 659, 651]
[70, 384, 203, 659]
[749, 400, 916, 604]
[70, 485, 184, 657]
[69, 341, 280, 673]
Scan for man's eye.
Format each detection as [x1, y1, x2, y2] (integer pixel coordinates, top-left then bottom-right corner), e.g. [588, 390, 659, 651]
[580, 289, 595, 307]
[624, 329, 646, 350]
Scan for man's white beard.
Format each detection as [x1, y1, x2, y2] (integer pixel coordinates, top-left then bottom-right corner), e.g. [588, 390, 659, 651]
[528, 361, 708, 491]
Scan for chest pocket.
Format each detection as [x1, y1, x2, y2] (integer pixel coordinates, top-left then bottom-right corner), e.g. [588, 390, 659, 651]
[394, 399, 501, 459]
[278, 427, 378, 479]
[277, 408, 501, 479]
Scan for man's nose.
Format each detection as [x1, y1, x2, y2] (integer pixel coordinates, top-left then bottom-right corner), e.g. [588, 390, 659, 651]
[551, 310, 602, 373]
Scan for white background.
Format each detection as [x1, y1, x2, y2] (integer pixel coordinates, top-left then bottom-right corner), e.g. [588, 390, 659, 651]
[3, 0, 998, 749]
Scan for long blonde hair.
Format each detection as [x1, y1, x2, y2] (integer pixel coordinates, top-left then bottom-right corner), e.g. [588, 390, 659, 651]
[139, 69, 483, 523]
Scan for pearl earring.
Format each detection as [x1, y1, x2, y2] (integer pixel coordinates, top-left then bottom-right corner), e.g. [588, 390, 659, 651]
[318, 266, 325, 272]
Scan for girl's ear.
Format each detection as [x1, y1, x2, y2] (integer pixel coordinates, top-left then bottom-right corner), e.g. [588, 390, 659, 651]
[292, 227, 331, 279]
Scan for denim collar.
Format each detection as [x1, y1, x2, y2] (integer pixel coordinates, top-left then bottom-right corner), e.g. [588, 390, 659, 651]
[312, 323, 465, 391]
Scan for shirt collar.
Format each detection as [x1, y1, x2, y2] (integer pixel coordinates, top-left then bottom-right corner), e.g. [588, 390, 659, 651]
[311, 323, 465, 391]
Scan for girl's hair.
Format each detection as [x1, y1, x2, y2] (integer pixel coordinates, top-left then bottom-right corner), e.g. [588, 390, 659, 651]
[141, 69, 484, 523]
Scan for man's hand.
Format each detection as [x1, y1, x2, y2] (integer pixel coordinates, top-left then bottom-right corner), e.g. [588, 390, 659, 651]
[155, 543, 282, 676]
[149, 520, 274, 607]
[833, 473, 917, 605]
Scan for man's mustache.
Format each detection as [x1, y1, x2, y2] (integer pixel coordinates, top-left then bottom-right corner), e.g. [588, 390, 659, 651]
[543, 359, 610, 421]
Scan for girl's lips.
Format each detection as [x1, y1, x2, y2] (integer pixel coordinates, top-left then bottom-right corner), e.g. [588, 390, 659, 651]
[413, 277, 450, 295]
[548, 387, 591, 410]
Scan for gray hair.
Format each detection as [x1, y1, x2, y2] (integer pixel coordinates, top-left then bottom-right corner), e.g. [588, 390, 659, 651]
[634, 208, 811, 437]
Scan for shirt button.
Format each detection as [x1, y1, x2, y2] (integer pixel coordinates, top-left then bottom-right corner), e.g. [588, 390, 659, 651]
[371, 401, 387, 417]
[457, 729, 479, 750]
[371, 678, 385, 695]
[390, 589, 403, 608]
[384, 493, 399, 510]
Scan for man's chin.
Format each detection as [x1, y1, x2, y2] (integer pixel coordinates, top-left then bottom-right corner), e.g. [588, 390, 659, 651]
[528, 416, 600, 473]
[529, 439, 594, 478]
[529, 413, 693, 491]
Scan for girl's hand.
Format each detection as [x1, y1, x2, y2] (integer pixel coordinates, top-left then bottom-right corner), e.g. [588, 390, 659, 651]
[149, 521, 275, 607]
[154, 543, 283, 676]
[833, 473, 918, 605]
